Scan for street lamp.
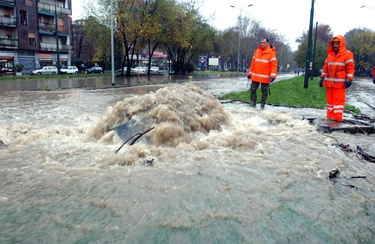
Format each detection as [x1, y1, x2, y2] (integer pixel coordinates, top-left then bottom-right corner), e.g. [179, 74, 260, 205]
[55, 1, 60, 73]
[110, 0, 115, 86]
[304, 0, 315, 89]
[230, 4, 253, 76]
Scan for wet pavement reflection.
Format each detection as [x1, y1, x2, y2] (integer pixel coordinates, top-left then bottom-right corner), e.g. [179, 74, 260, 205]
[0, 73, 239, 92]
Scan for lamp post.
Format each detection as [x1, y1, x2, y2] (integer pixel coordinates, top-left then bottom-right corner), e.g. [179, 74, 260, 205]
[55, 0, 60, 73]
[110, 0, 115, 86]
[230, 4, 253, 76]
[304, 0, 314, 88]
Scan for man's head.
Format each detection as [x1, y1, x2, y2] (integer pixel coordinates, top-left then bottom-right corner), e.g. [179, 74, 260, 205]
[332, 37, 340, 53]
[260, 38, 269, 49]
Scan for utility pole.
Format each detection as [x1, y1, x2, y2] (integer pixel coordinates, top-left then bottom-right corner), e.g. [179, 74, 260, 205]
[230, 4, 253, 76]
[304, 0, 314, 88]
[55, 1, 60, 73]
[311, 22, 318, 80]
[110, 0, 115, 86]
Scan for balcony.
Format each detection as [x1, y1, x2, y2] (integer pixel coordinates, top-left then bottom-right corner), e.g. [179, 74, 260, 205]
[37, 2, 72, 15]
[0, 0, 15, 8]
[39, 22, 55, 32]
[40, 42, 72, 52]
[0, 38, 18, 47]
[60, 44, 71, 52]
[0, 0, 15, 3]
[0, 16, 16, 26]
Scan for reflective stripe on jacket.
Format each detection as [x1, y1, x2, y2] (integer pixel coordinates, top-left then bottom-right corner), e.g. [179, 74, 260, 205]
[248, 44, 277, 84]
[321, 35, 355, 89]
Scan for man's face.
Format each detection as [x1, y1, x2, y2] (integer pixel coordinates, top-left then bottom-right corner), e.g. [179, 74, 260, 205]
[260, 39, 267, 49]
[332, 41, 340, 52]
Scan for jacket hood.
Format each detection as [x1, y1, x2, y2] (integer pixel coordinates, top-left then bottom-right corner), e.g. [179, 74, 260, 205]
[327, 35, 347, 54]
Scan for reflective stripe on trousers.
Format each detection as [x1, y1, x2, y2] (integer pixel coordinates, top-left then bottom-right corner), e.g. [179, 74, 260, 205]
[326, 87, 346, 121]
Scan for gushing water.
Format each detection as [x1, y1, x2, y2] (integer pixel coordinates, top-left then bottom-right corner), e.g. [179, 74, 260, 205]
[1, 78, 375, 243]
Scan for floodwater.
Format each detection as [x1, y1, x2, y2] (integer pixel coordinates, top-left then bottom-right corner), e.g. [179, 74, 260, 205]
[1, 75, 375, 243]
[0, 73, 234, 93]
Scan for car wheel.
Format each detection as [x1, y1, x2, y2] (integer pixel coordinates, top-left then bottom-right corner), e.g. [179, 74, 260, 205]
[37, 72, 42, 75]
[52, 72, 56, 75]
[75, 71, 78, 74]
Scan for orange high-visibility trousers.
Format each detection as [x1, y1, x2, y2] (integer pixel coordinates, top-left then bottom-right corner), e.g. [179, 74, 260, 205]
[326, 87, 346, 121]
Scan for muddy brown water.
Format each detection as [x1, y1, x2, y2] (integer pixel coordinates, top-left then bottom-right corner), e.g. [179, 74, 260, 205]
[1, 75, 375, 243]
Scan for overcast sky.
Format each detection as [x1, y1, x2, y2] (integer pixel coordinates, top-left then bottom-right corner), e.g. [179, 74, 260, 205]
[72, 0, 375, 51]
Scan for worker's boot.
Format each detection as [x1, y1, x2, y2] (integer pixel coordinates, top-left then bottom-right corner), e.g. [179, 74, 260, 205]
[250, 100, 256, 108]
[260, 85, 269, 110]
[250, 84, 257, 108]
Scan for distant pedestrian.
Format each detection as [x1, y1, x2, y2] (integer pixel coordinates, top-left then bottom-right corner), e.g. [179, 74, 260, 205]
[320, 35, 355, 121]
[81, 63, 85, 73]
[247, 38, 278, 109]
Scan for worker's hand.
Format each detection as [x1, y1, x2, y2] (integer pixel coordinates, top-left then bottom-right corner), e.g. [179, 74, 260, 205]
[247, 74, 251, 80]
[319, 78, 324, 87]
[270, 78, 275, 83]
[345, 80, 352, 88]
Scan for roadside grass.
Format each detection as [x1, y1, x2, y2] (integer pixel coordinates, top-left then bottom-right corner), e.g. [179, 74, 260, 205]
[219, 76, 361, 114]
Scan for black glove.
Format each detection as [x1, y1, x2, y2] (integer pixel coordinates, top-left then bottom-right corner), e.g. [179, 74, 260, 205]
[319, 78, 324, 87]
[373, 78, 375, 84]
[248, 74, 251, 80]
[270, 78, 275, 83]
[345, 80, 352, 88]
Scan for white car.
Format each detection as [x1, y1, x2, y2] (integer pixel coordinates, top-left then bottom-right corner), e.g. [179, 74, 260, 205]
[30, 66, 58, 75]
[150, 66, 160, 73]
[60, 66, 79, 74]
[131, 66, 146, 73]
[117, 67, 128, 72]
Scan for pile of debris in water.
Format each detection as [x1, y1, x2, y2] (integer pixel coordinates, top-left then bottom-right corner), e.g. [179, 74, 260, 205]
[328, 144, 374, 192]
[312, 115, 375, 134]
[0, 140, 7, 149]
[332, 143, 375, 163]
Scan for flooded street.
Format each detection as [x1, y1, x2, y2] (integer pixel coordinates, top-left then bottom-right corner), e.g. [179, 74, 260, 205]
[1, 75, 375, 243]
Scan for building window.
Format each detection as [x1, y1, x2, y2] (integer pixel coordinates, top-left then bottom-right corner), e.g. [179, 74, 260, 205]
[58, 17, 64, 32]
[4, 9, 11, 18]
[58, 1, 65, 8]
[5, 29, 12, 39]
[26, 0, 33, 6]
[20, 10, 27, 26]
[61, 36, 67, 45]
[28, 32, 36, 47]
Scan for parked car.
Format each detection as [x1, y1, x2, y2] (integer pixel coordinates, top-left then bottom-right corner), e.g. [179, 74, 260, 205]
[85, 66, 103, 74]
[117, 67, 127, 72]
[30, 66, 58, 75]
[150, 66, 160, 73]
[60, 66, 78, 74]
[131, 66, 146, 73]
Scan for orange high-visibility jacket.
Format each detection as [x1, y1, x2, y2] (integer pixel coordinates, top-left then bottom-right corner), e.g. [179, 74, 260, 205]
[321, 35, 355, 88]
[248, 44, 277, 84]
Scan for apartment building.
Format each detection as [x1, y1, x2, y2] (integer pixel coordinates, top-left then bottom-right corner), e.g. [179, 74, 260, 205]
[0, 0, 72, 73]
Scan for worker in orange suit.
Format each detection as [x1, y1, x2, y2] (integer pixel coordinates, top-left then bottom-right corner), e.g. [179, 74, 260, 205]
[320, 35, 355, 121]
[372, 66, 375, 84]
[248, 37, 278, 109]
